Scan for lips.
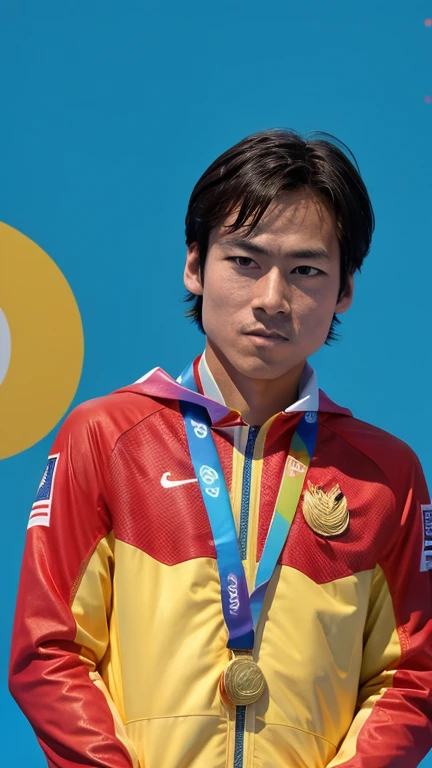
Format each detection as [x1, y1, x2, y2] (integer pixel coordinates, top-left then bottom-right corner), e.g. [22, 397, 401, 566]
[245, 329, 288, 340]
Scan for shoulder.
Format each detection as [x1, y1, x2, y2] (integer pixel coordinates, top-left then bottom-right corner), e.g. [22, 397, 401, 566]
[325, 410, 416, 456]
[53, 385, 170, 456]
[322, 410, 424, 492]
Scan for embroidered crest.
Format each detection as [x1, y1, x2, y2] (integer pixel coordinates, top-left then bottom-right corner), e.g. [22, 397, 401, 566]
[286, 455, 307, 477]
[303, 482, 349, 537]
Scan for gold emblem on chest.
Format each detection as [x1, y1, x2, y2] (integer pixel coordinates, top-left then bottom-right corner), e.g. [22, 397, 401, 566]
[303, 482, 349, 537]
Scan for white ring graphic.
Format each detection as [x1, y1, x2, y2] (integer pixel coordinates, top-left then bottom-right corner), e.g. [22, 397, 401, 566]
[200, 465, 219, 485]
[0, 308, 11, 386]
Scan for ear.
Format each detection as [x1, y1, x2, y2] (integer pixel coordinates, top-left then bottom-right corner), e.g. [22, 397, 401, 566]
[335, 274, 354, 314]
[184, 243, 203, 296]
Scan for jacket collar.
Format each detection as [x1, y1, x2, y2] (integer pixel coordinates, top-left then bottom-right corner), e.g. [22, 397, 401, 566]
[196, 351, 350, 417]
[123, 353, 351, 424]
[197, 351, 320, 414]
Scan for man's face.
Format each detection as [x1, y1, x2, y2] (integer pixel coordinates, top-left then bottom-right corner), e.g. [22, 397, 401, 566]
[184, 189, 353, 381]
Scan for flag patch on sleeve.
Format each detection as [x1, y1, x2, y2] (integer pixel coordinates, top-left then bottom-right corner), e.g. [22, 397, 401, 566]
[420, 504, 432, 572]
[27, 454, 60, 529]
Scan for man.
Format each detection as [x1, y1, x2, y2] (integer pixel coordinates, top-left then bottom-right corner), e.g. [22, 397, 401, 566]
[9, 129, 432, 768]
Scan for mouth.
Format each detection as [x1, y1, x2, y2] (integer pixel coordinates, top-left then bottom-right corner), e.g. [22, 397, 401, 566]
[244, 330, 289, 343]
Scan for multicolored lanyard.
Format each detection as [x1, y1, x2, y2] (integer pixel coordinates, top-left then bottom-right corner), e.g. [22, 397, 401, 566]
[179, 362, 318, 651]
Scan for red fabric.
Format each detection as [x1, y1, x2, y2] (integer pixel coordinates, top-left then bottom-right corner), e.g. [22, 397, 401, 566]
[9, 379, 432, 767]
[318, 388, 352, 416]
[9, 396, 151, 768]
[109, 407, 216, 562]
[283, 420, 395, 580]
[257, 416, 395, 580]
[193, 355, 204, 394]
[329, 426, 432, 767]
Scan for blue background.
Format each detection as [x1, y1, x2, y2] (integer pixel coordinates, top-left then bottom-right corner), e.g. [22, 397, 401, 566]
[1, 1, 431, 764]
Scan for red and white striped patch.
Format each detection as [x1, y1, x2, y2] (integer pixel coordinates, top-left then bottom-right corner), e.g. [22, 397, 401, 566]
[27, 453, 60, 529]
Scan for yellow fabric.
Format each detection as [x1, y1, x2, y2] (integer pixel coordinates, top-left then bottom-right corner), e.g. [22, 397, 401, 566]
[229, 415, 277, 590]
[229, 433, 244, 537]
[70, 534, 393, 768]
[69, 480, 402, 768]
[90, 673, 141, 768]
[72, 535, 141, 767]
[245, 417, 277, 590]
[327, 565, 401, 766]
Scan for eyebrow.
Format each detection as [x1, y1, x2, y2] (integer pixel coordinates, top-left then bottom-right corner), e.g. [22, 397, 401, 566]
[217, 238, 331, 262]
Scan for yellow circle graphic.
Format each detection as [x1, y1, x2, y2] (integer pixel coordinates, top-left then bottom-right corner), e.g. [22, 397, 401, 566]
[0, 223, 84, 459]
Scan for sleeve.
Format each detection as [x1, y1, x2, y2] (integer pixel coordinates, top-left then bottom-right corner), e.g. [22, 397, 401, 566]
[8, 404, 141, 768]
[327, 452, 432, 767]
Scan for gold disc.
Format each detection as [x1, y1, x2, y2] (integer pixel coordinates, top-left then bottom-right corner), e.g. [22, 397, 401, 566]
[303, 482, 349, 537]
[220, 655, 266, 706]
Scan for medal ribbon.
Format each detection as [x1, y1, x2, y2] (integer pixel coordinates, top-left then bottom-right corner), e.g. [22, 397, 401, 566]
[179, 362, 317, 650]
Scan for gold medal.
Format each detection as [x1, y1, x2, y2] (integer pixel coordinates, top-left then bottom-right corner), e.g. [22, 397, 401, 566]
[303, 482, 349, 537]
[220, 651, 266, 706]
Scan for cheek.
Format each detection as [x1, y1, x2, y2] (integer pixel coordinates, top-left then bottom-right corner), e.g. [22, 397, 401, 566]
[203, 268, 247, 313]
[290, 289, 337, 335]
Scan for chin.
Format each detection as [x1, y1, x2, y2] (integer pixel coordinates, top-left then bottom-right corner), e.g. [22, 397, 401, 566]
[227, 353, 294, 381]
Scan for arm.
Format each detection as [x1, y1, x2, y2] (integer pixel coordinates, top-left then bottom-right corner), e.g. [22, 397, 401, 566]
[328, 454, 432, 767]
[9, 404, 140, 768]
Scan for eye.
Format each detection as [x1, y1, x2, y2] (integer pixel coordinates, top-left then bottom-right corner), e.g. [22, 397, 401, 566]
[292, 266, 322, 276]
[227, 256, 257, 268]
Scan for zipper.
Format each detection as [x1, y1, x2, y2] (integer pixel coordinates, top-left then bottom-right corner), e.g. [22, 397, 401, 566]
[234, 425, 260, 768]
[239, 426, 260, 559]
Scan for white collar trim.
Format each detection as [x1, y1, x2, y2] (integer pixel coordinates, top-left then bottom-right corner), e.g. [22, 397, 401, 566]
[199, 353, 319, 413]
[198, 351, 226, 405]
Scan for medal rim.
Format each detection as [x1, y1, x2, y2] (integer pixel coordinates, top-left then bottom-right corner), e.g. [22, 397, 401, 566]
[220, 655, 266, 707]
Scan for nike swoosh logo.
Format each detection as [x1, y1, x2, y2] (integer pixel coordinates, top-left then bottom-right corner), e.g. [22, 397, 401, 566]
[160, 472, 198, 488]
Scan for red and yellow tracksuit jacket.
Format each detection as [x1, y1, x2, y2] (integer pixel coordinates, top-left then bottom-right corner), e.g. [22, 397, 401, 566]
[9, 353, 432, 768]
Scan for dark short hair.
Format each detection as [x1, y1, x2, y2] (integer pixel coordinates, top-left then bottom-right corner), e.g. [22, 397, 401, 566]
[184, 128, 374, 342]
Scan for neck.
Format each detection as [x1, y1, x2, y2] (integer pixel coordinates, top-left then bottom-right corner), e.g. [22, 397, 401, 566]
[204, 341, 306, 426]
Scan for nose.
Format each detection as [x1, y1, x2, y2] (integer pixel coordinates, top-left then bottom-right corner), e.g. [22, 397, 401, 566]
[251, 266, 290, 316]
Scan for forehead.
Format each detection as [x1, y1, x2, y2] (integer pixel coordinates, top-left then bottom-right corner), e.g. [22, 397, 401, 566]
[209, 189, 340, 253]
